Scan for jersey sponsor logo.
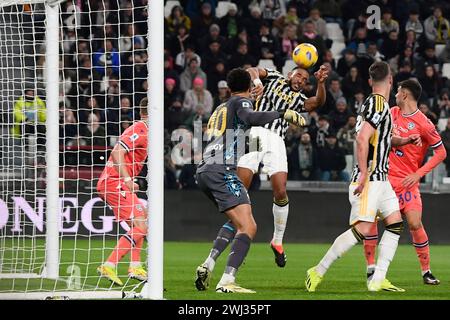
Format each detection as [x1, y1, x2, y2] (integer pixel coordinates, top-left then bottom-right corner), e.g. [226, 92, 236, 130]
[407, 122, 415, 130]
[371, 113, 381, 125]
[129, 133, 139, 142]
[395, 150, 404, 157]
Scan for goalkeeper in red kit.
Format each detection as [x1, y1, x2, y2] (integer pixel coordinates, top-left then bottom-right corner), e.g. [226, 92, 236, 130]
[96, 98, 149, 286]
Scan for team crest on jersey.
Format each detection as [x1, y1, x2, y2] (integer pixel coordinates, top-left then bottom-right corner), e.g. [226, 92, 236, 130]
[129, 133, 139, 142]
[407, 122, 415, 130]
[135, 204, 143, 211]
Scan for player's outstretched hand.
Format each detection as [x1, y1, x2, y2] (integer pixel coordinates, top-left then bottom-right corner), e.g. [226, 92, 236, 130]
[280, 109, 306, 126]
[402, 172, 421, 188]
[314, 65, 329, 83]
[408, 133, 422, 146]
[251, 82, 264, 100]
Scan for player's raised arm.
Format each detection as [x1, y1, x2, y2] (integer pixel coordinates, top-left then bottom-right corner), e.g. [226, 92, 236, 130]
[247, 67, 268, 99]
[304, 65, 329, 112]
[236, 101, 306, 127]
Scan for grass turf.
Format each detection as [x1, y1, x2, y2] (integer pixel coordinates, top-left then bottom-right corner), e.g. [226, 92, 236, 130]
[1, 240, 450, 299]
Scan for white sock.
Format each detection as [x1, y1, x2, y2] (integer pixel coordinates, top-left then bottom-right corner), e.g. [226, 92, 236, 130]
[372, 230, 400, 282]
[421, 269, 430, 276]
[129, 261, 142, 268]
[316, 229, 359, 276]
[218, 273, 235, 286]
[367, 264, 376, 274]
[204, 256, 216, 272]
[272, 202, 289, 246]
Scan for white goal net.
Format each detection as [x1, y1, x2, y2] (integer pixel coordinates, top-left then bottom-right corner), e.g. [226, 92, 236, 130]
[0, 0, 154, 299]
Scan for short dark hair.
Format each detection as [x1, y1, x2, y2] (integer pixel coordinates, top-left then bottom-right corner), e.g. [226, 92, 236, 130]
[140, 97, 148, 116]
[398, 79, 422, 101]
[369, 61, 390, 82]
[226, 68, 251, 93]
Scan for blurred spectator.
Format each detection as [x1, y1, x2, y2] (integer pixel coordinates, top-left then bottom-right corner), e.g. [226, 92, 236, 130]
[347, 27, 370, 56]
[380, 8, 400, 37]
[313, 0, 342, 25]
[164, 78, 182, 110]
[394, 61, 413, 87]
[183, 77, 213, 116]
[175, 44, 202, 73]
[168, 25, 194, 58]
[190, 2, 219, 40]
[164, 54, 180, 86]
[322, 49, 336, 70]
[404, 30, 420, 53]
[419, 65, 442, 105]
[348, 91, 365, 114]
[317, 132, 348, 181]
[206, 60, 227, 96]
[424, 6, 450, 44]
[298, 21, 327, 66]
[202, 40, 227, 73]
[80, 113, 106, 147]
[322, 78, 344, 115]
[329, 97, 352, 132]
[337, 48, 357, 77]
[120, 24, 145, 55]
[419, 101, 439, 125]
[228, 42, 257, 69]
[337, 115, 357, 155]
[259, 0, 286, 24]
[93, 39, 120, 76]
[219, 3, 241, 39]
[12, 88, 46, 138]
[242, 5, 263, 38]
[405, 8, 424, 37]
[180, 57, 207, 93]
[438, 41, 450, 63]
[397, 45, 415, 71]
[166, 5, 192, 34]
[441, 118, 450, 176]
[288, 132, 318, 181]
[342, 66, 365, 98]
[254, 21, 281, 67]
[311, 115, 332, 147]
[165, 95, 189, 133]
[280, 24, 299, 63]
[198, 24, 227, 54]
[435, 90, 450, 118]
[380, 31, 400, 61]
[213, 80, 230, 109]
[303, 8, 328, 40]
[415, 42, 439, 78]
[273, 4, 301, 34]
[184, 104, 209, 132]
[59, 103, 77, 144]
[366, 42, 384, 62]
[184, 0, 218, 19]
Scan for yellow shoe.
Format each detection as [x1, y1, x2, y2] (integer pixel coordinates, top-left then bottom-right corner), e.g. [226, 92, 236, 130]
[97, 264, 123, 286]
[128, 266, 148, 281]
[305, 266, 323, 292]
[215, 283, 256, 293]
[368, 278, 405, 292]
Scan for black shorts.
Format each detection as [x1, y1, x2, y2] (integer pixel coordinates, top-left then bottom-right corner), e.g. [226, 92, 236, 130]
[196, 170, 251, 213]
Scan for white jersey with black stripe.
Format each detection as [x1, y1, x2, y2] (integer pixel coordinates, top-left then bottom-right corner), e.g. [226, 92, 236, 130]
[351, 93, 393, 182]
[255, 69, 307, 139]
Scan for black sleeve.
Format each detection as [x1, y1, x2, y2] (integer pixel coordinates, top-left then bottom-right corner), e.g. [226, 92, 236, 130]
[236, 104, 280, 126]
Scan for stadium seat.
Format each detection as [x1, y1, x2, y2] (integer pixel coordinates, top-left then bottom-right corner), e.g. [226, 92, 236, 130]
[442, 63, 450, 79]
[344, 154, 354, 178]
[330, 41, 346, 60]
[258, 59, 276, 70]
[164, 0, 181, 18]
[326, 23, 344, 41]
[216, 1, 230, 18]
[435, 44, 446, 57]
[282, 59, 297, 76]
[438, 118, 448, 132]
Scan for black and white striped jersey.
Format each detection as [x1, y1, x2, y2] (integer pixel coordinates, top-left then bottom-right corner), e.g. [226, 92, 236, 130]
[255, 69, 307, 139]
[351, 93, 393, 182]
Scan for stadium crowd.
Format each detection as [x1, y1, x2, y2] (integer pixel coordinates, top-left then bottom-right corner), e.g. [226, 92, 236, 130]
[48, 0, 450, 189]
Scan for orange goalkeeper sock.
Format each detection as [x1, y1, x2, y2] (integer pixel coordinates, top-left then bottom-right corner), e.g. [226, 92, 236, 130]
[130, 237, 144, 264]
[363, 222, 378, 269]
[107, 227, 146, 265]
[411, 227, 430, 274]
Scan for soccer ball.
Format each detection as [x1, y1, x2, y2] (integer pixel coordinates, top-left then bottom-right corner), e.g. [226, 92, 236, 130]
[292, 43, 318, 69]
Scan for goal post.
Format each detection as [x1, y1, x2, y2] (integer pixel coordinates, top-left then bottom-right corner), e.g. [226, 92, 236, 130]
[0, 0, 163, 300]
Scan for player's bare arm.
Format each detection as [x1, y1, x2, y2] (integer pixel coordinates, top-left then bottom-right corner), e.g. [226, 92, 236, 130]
[247, 67, 268, 99]
[304, 65, 329, 112]
[110, 143, 139, 193]
[354, 121, 375, 196]
[392, 133, 422, 147]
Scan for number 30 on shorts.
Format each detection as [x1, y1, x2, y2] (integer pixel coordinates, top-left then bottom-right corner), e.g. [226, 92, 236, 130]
[398, 191, 412, 206]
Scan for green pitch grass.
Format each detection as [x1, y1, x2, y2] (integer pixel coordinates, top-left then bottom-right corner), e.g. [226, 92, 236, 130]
[1, 240, 450, 299]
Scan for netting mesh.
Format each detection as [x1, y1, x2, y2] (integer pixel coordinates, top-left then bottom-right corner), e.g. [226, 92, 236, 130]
[0, 0, 149, 298]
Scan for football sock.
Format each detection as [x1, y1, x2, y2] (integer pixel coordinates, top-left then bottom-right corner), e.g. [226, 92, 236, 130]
[219, 233, 251, 285]
[204, 222, 236, 271]
[410, 226, 430, 275]
[106, 226, 146, 265]
[372, 222, 402, 282]
[272, 198, 289, 246]
[363, 223, 378, 272]
[316, 228, 362, 276]
[130, 236, 144, 265]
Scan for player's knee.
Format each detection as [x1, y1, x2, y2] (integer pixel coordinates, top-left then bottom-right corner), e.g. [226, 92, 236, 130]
[273, 189, 288, 202]
[408, 220, 423, 231]
[134, 219, 148, 233]
[241, 221, 257, 239]
[385, 222, 404, 235]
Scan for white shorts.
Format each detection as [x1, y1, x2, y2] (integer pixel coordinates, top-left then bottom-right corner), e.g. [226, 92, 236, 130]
[348, 181, 399, 226]
[237, 127, 287, 176]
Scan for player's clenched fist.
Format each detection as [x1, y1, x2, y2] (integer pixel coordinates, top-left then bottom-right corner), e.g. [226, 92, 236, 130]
[279, 109, 306, 126]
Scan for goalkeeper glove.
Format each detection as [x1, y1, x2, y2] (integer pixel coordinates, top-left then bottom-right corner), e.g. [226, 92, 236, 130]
[279, 109, 306, 127]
